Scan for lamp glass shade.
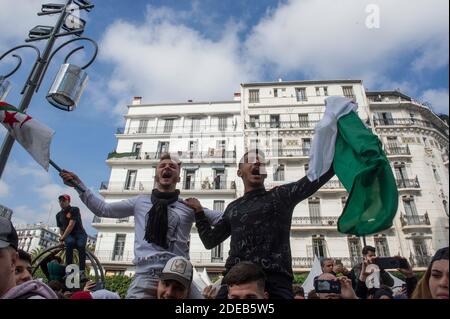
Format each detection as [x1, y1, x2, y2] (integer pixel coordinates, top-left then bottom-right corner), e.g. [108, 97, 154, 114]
[0, 77, 12, 101]
[46, 63, 88, 111]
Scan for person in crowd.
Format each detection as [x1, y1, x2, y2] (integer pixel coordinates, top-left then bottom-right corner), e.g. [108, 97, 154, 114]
[371, 286, 394, 299]
[222, 261, 269, 299]
[0, 217, 57, 299]
[412, 247, 448, 299]
[56, 194, 88, 281]
[349, 245, 392, 289]
[292, 284, 305, 299]
[321, 258, 335, 274]
[47, 280, 67, 299]
[333, 259, 352, 278]
[15, 249, 32, 285]
[315, 272, 357, 299]
[306, 289, 319, 299]
[59, 153, 223, 298]
[184, 149, 334, 299]
[156, 256, 193, 299]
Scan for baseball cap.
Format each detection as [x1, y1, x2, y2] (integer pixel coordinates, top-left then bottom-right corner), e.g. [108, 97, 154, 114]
[160, 256, 193, 290]
[0, 216, 18, 250]
[58, 194, 71, 202]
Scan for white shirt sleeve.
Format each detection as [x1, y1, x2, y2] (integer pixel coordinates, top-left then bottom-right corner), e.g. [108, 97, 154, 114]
[79, 188, 136, 218]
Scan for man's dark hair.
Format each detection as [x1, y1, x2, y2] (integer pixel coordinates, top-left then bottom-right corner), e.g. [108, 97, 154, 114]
[362, 245, 376, 255]
[320, 257, 334, 268]
[159, 153, 182, 168]
[292, 284, 304, 297]
[18, 249, 32, 264]
[223, 261, 266, 291]
[238, 149, 266, 169]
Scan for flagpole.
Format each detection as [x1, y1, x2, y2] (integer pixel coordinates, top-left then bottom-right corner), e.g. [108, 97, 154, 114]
[49, 159, 85, 193]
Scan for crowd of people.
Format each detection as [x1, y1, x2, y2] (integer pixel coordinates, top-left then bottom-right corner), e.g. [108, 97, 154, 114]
[1, 151, 448, 299]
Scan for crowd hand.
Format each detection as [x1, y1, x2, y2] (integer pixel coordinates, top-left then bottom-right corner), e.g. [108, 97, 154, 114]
[83, 280, 97, 292]
[359, 260, 374, 282]
[338, 276, 357, 299]
[333, 264, 348, 274]
[395, 255, 414, 278]
[59, 170, 82, 188]
[183, 198, 203, 213]
[202, 285, 218, 299]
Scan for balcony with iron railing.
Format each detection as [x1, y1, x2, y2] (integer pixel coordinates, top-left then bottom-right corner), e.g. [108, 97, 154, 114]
[190, 252, 226, 266]
[384, 144, 411, 156]
[374, 118, 448, 136]
[182, 180, 236, 193]
[400, 213, 430, 228]
[94, 250, 134, 263]
[106, 150, 237, 164]
[116, 124, 238, 136]
[291, 216, 339, 229]
[92, 216, 133, 226]
[99, 181, 153, 193]
[245, 120, 319, 130]
[292, 256, 363, 269]
[409, 255, 432, 268]
[396, 177, 420, 189]
[264, 148, 310, 158]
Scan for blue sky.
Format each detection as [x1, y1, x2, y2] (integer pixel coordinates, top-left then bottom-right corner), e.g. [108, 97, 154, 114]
[0, 0, 448, 236]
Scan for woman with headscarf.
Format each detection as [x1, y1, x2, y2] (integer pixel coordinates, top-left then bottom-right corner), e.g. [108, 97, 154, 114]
[411, 247, 448, 299]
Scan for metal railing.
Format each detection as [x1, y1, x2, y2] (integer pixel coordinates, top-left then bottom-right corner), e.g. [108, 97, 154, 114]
[322, 180, 345, 189]
[291, 216, 339, 227]
[94, 250, 134, 263]
[292, 256, 362, 268]
[374, 118, 448, 136]
[396, 177, 420, 189]
[400, 213, 430, 226]
[385, 145, 411, 156]
[245, 120, 319, 129]
[92, 216, 132, 224]
[116, 124, 238, 135]
[264, 148, 310, 157]
[100, 181, 153, 192]
[182, 180, 236, 191]
[99, 179, 236, 192]
[190, 252, 225, 264]
[107, 150, 236, 161]
[409, 255, 432, 268]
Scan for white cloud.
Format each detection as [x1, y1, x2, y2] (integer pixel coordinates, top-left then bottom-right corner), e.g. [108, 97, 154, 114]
[245, 0, 448, 86]
[0, 180, 9, 197]
[421, 89, 449, 115]
[96, 4, 256, 116]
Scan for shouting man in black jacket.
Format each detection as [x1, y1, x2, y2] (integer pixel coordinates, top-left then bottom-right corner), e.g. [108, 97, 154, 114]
[184, 150, 334, 299]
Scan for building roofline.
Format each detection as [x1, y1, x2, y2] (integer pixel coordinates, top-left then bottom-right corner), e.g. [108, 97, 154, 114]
[241, 79, 363, 88]
[366, 90, 412, 101]
[127, 100, 238, 108]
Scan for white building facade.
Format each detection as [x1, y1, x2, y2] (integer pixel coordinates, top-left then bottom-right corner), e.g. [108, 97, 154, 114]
[92, 80, 449, 276]
[16, 223, 61, 253]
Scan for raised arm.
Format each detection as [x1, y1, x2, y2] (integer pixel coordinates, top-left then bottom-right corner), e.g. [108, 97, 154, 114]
[60, 170, 135, 218]
[184, 198, 231, 249]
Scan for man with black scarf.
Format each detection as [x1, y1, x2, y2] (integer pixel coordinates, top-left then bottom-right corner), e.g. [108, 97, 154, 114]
[59, 153, 223, 298]
[185, 150, 334, 299]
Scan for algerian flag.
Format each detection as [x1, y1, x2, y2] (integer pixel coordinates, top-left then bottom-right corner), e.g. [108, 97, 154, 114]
[334, 111, 398, 235]
[0, 102, 54, 170]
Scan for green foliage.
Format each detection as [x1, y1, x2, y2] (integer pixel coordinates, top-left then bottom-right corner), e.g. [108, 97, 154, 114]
[103, 275, 133, 298]
[293, 273, 309, 284]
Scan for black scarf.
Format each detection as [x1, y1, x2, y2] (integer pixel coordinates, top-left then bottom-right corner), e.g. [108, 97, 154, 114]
[144, 189, 179, 248]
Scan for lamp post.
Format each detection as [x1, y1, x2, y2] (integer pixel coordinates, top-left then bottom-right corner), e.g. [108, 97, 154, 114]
[0, 0, 98, 179]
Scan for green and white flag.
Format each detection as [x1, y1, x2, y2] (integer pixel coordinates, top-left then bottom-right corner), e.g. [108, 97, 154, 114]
[0, 102, 54, 170]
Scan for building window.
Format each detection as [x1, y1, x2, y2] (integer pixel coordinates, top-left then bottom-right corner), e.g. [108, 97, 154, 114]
[218, 116, 228, 131]
[374, 236, 390, 257]
[323, 86, 328, 96]
[211, 243, 223, 262]
[112, 234, 126, 261]
[216, 140, 226, 150]
[312, 236, 327, 258]
[348, 237, 362, 264]
[412, 238, 429, 267]
[137, 119, 148, 133]
[394, 162, 409, 186]
[249, 115, 260, 128]
[213, 169, 226, 189]
[342, 86, 355, 99]
[184, 169, 196, 190]
[156, 141, 170, 157]
[432, 165, 441, 183]
[249, 89, 260, 103]
[296, 88, 307, 101]
[304, 164, 309, 175]
[341, 197, 347, 208]
[403, 196, 418, 217]
[273, 88, 278, 97]
[190, 118, 201, 132]
[124, 170, 137, 190]
[298, 114, 309, 128]
[272, 138, 282, 156]
[303, 138, 311, 155]
[249, 139, 259, 150]
[315, 87, 320, 96]
[188, 140, 198, 154]
[308, 198, 321, 224]
[213, 200, 225, 212]
[163, 119, 174, 133]
[132, 142, 142, 159]
[270, 115, 280, 128]
[273, 164, 285, 181]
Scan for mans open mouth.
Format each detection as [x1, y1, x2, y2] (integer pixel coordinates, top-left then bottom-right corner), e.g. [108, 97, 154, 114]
[162, 170, 173, 178]
[251, 168, 261, 176]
